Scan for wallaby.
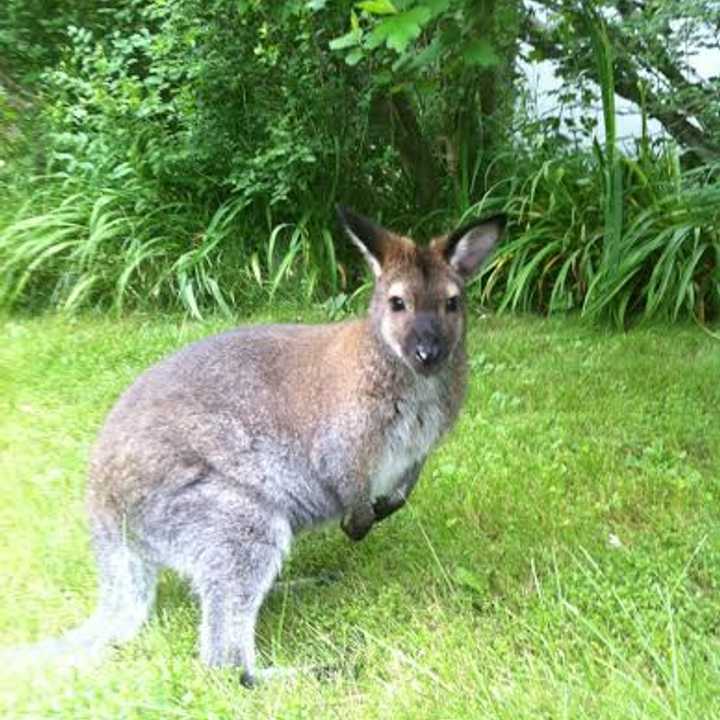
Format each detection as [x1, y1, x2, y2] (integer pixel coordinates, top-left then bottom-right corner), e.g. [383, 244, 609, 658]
[15, 207, 504, 685]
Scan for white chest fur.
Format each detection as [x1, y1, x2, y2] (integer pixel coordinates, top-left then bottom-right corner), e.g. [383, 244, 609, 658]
[369, 377, 447, 500]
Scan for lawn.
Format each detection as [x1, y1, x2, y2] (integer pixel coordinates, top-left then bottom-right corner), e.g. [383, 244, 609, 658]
[1, 310, 719, 719]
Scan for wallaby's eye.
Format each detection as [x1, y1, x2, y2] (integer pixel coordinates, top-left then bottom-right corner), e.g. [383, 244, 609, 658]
[389, 296, 406, 312]
[446, 296, 460, 312]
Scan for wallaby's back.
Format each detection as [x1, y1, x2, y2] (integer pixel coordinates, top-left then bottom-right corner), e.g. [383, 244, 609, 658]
[89, 320, 383, 531]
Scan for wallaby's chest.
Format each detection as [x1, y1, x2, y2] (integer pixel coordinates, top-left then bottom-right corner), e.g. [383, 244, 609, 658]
[369, 379, 449, 500]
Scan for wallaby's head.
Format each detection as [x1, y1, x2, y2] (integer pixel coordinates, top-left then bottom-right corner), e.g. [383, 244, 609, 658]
[338, 206, 505, 376]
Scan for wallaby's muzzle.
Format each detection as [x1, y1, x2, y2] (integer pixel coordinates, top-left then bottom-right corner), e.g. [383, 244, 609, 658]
[405, 314, 449, 375]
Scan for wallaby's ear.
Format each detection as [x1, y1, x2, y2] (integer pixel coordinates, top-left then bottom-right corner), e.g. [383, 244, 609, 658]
[336, 205, 391, 278]
[439, 215, 506, 280]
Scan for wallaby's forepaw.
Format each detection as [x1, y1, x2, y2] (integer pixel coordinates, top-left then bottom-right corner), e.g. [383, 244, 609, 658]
[371, 495, 392, 518]
[340, 513, 373, 542]
[341, 498, 376, 541]
[372, 492, 406, 522]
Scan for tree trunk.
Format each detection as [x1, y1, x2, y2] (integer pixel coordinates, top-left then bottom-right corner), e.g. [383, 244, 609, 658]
[370, 90, 443, 213]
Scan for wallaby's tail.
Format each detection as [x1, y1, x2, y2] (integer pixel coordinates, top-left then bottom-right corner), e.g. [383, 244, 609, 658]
[4, 534, 158, 669]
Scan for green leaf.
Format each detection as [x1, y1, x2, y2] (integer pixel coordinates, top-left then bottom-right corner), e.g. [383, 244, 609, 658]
[398, 35, 441, 71]
[422, 0, 451, 17]
[250, 252, 262, 286]
[329, 29, 362, 50]
[366, 6, 432, 53]
[356, 0, 397, 15]
[461, 38, 500, 67]
[345, 47, 364, 65]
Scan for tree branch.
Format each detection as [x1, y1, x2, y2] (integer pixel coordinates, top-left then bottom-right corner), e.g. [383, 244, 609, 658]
[613, 2, 720, 126]
[522, 12, 720, 162]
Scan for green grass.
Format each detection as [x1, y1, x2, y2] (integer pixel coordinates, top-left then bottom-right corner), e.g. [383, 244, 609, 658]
[1, 310, 719, 719]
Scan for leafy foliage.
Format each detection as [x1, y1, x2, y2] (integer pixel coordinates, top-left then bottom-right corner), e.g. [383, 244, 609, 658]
[0, 182, 342, 316]
[477, 140, 720, 325]
[0, 0, 719, 324]
[40, 1, 367, 215]
[0, 0, 113, 85]
[329, 0, 519, 212]
[0, 0, 401, 313]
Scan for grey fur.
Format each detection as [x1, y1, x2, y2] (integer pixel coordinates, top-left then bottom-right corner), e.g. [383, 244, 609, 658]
[12, 209, 504, 684]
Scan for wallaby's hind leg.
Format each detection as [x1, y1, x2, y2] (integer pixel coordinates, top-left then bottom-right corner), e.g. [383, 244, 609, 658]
[195, 542, 342, 686]
[192, 534, 343, 685]
[194, 537, 287, 685]
[158, 487, 292, 684]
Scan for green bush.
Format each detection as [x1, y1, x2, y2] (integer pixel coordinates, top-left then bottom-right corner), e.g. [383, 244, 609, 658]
[0, 1, 395, 314]
[475, 139, 720, 326]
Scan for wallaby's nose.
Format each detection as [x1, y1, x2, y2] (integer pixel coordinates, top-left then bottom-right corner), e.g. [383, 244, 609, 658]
[415, 340, 441, 366]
